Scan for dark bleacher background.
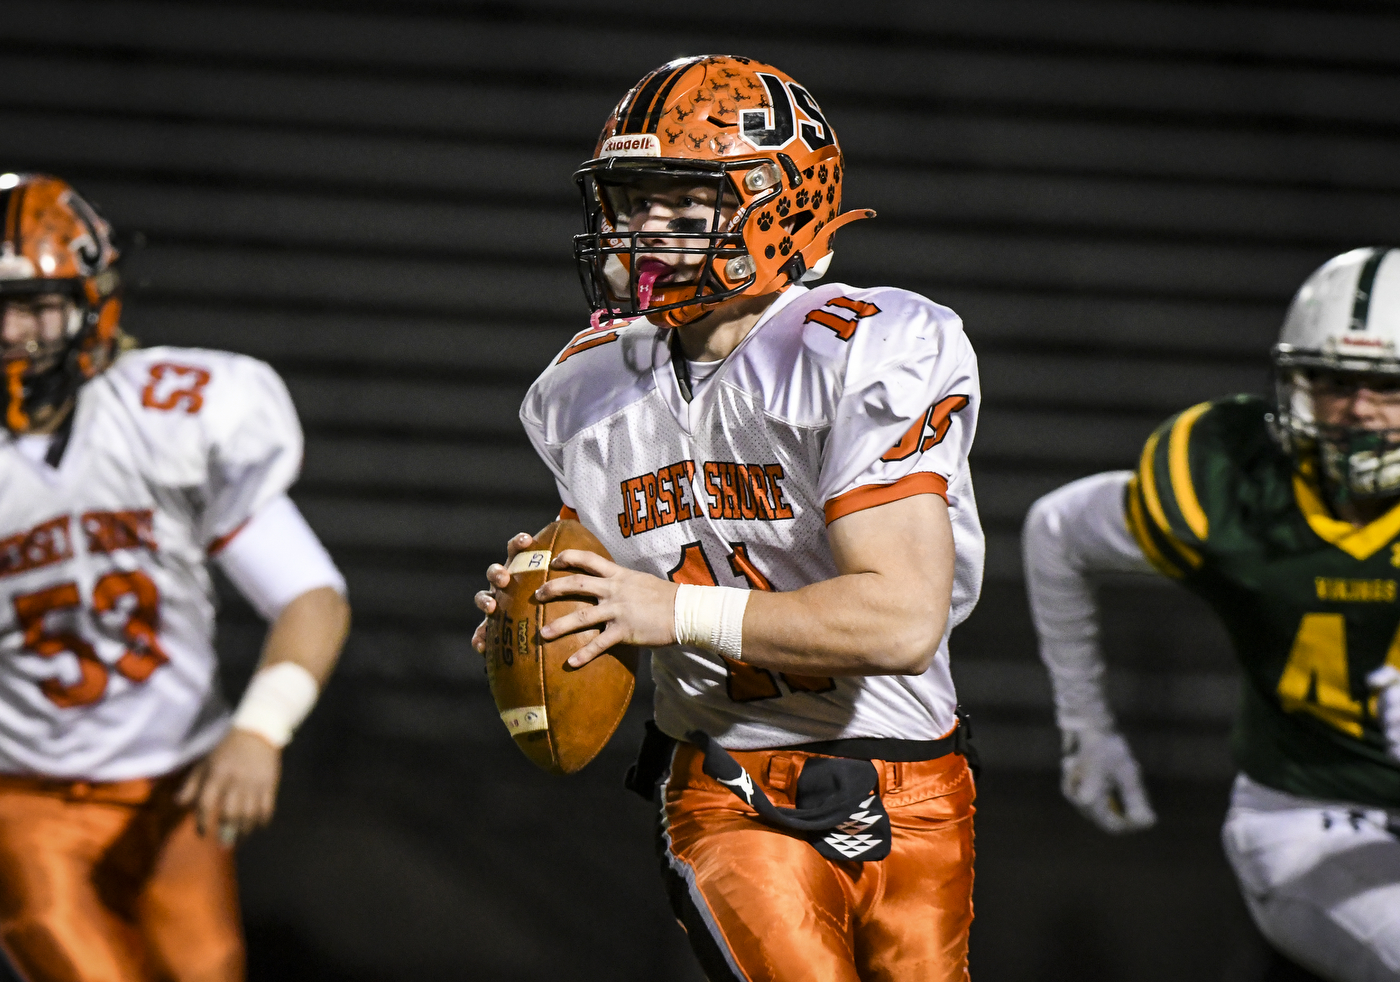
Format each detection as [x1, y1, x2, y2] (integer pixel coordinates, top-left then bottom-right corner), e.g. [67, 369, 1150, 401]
[5, 1, 1399, 978]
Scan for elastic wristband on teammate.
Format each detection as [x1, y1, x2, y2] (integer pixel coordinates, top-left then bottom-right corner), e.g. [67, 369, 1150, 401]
[674, 584, 750, 661]
[230, 662, 320, 748]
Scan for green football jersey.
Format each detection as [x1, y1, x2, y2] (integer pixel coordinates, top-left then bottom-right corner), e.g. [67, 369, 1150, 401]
[1125, 394, 1400, 806]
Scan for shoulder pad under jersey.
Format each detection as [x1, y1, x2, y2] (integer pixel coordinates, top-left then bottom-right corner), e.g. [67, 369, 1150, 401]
[522, 320, 662, 448]
[1124, 394, 1273, 577]
[101, 346, 303, 544]
[787, 282, 966, 371]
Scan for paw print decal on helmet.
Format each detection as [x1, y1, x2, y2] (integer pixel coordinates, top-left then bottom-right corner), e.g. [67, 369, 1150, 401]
[818, 164, 829, 185]
[776, 197, 791, 217]
[795, 189, 809, 208]
[757, 211, 774, 231]
[779, 236, 793, 256]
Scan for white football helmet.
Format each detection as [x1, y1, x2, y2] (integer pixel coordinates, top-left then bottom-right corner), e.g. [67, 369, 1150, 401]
[1273, 247, 1400, 502]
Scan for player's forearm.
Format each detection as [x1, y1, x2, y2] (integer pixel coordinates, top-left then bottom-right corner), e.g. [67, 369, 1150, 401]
[229, 587, 348, 749]
[1025, 531, 1114, 731]
[732, 492, 955, 676]
[738, 573, 947, 676]
[257, 586, 350, 684]
[1023, 472, 1154, 731]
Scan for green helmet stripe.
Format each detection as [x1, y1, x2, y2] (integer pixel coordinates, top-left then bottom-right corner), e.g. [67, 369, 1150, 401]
[1348, 247, 1392, 332]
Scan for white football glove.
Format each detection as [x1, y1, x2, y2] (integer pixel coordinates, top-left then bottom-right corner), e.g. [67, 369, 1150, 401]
[1367, 665, 1400, 759]
[1060, 727, 1157, 834]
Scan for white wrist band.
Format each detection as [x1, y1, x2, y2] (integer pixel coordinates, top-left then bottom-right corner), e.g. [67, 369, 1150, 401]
[231, 662, 320, 748]
[674, 584, 750, 661]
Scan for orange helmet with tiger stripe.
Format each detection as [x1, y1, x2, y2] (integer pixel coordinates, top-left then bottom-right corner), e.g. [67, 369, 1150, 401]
[574, 55, 874, 328]
[0, 173, 122, 433]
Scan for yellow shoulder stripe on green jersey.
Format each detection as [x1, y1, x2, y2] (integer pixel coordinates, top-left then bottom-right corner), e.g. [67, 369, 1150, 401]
[1124, 475, 1186, 578]
[1168, 401, 1211, 541]
[1136, 427, 1203, 568]
[1293, 474, 1400, 561]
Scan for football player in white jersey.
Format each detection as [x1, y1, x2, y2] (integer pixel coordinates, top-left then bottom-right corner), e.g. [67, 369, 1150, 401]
[0, 173, 350, 982]
[473, 57, 982, 981]
[1023, 249, 1400, 982]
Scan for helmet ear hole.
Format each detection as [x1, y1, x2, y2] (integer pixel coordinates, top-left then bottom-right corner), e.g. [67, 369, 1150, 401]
[781, 211, 815, 236]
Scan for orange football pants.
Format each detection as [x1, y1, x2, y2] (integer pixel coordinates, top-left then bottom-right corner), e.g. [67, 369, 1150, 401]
[0, 771, 243, 982]
[660, 743, 975, 982]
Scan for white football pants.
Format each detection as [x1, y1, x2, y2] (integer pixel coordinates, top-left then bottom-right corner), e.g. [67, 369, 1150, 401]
[1222, 773, 1400, 982]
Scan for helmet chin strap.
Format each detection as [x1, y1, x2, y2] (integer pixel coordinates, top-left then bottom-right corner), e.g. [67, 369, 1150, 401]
[4, 361, 29, 432]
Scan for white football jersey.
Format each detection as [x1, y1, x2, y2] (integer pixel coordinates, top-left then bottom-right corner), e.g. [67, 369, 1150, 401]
[0, 346, 301, 781]
[521, 283, 983, 749]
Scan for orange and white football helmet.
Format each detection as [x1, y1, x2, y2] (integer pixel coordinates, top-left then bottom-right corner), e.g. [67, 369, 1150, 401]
[0, 173, 122, 432]
[574, 55, 874, 328]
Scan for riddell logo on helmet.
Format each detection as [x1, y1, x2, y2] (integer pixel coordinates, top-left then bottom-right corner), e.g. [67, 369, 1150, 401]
[600, 134, 661, 158]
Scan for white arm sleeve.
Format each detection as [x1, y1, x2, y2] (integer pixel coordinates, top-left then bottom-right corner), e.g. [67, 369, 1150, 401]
[215, 494, 346, 622]
[1022, 471, 1159, 731]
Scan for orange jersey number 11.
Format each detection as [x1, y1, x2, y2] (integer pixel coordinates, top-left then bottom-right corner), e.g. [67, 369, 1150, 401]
[668, 542, 835, 702]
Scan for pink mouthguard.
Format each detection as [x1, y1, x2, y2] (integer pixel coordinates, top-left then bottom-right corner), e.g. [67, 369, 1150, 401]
[636, 266, 662, 310]
[590, 265, 666, 331]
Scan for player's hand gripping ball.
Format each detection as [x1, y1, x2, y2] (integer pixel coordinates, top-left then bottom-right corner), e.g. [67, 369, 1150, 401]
[484, 521, 638, 774]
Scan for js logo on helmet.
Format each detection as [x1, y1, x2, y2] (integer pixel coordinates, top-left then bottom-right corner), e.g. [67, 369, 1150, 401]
[59, 189, 107, 275]
[740, 74, 835, 153]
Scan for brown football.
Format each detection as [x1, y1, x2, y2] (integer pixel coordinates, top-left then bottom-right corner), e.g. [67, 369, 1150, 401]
[485, 519, 639, 775]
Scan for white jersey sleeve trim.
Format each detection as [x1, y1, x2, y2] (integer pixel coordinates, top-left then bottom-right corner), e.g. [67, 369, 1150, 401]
[1022, 471, 1159, 731]
[215, 494, 346, 622]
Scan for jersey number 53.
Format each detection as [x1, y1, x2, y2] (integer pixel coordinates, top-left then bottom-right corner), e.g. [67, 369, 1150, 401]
[14, 573, 168, 708]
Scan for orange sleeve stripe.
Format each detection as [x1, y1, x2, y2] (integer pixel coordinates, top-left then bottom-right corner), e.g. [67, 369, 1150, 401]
[824, 472, 948, 524]
[558, 505, 579, 521]
[206, 519, 250, 556]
